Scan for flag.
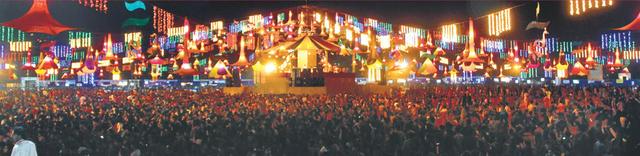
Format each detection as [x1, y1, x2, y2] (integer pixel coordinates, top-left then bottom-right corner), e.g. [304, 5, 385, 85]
[526, 21, 550, 30]
[536, 2, 540, 19]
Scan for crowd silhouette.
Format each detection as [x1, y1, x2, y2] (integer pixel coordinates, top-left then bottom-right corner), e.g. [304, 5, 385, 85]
[0, 85, 638, 156]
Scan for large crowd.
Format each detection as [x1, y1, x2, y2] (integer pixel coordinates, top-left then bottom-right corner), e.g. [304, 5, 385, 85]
[0, 85, 638, 156]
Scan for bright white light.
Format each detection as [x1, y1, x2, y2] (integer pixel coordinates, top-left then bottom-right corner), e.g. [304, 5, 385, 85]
[264, 62, 277, 73]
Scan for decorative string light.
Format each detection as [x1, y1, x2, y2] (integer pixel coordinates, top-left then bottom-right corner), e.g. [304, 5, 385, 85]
[191, 25, 212, 41]
[112, 42, 124, 54]
[481, 39, 505, 53]
[9, 41, 31, 52]
[441, 24, 458, 43]
[487, 8, 511, 36]
[249, 14, 264, 28]
[77, 0, 108, 13]
[400, 25, 425, 47]
[601, 31, 631, 52]
[124, 32, 142, 45]
[210, 21, 224, 31]
[0, 26, 26, 42]
[69, 32, 92, 48]
[153, 6, 175, 33]
[570, 0, 613, 16]
[52, 45, 72, 58]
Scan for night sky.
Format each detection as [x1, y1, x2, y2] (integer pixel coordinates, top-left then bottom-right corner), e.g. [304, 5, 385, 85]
[1, 0, 639, 41]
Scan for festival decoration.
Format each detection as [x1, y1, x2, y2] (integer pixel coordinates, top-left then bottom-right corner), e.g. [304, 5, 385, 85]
[570, 61, 589, 76]
[77, 0, 108, 13]
[9, 41, 31, 52]
[601, 31, 632, 51]
[153, 6, 175, 33]
[1, 0, 76, 35]
[418, 58, 438, 75]
[210, 60, 230, 78]
[570, 0, 613, 16]
[0, 26, 26, 42]
[210, 21, 224, 31]
[487, 8, 512, 36]
[102, 33, 116, 60]
[460, 19, 484, 74]
[399, 25, 425, 47]
[69, 32, 92, 48]
[367, 59, 383, 83]
[232, 36, 251, 67]
[441, 24, 458, 43]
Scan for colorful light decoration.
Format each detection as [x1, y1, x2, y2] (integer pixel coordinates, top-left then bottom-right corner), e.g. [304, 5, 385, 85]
[124, 32, 142, 45]
[69, 32, 92, 49]
[77, 0, 108, 13]
[191, 25, 212, 41]
[249, 14, 264, 28]
[360, 33, 370, 47]
[441, 24, 458, 43]
[623, 50, 640, 61]
[153, 6, 175, 33]
[52, 45, 72, 58]
[481, 39, 505, 53]
[570, 0, 613, 16]
[487, 8, 511, 36]
[0, 26, 26, 42]
[9, 41, 31, 52]
[379, 34, 391, 49]
[601, 31, 632, 52]
[400, 25, 425, 47]
[210, 21, 224, 31]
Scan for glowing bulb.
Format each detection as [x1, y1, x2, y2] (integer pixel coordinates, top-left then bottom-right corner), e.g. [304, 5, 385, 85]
[264, 62, 277, 73]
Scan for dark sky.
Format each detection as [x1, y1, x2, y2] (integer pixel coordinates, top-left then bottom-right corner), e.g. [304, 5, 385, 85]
[0, 0, 639, 41]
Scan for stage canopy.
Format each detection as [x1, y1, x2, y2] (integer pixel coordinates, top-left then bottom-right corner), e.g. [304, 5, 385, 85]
[614, 12, 640, 31]
[1, 0, 76, 35]
[288, 35, 341, 52]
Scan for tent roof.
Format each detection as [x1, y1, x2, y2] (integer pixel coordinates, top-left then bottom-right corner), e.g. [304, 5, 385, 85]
[288, 35, 340, 52]
[1, 0, 75, 35]
[615, 12, 640, 31]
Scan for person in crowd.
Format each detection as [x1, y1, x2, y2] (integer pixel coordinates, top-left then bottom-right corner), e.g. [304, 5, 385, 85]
[8, 126, 37, 156]
[0, 85, 638, 156]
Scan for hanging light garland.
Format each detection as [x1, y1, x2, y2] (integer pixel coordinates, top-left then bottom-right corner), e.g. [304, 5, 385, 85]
[0, 26, 26, 42]
[69, 32, 92, 48]
[153, 6, 175, 33]
[124, 32, 142, 45]
[570, 0, 613, 16]
[112, 42, 124, 54]
[9, 41, 31, 52]
[622, 50, 640, 61]
[249, 14, 264, 28]
[601, 31, 631, 52]
[481, 39, 505, 53]
[441, 24, 458, 43]
[77, 0, 108, 13]
[400, 25, 425, 47]
[168, 26, 186, 43]
[487, 8, 511, 36]
[52, 45, 72, 58]
[210, 21, 224, 31]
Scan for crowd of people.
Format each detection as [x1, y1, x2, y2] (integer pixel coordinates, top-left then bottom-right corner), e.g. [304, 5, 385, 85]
[0, 85, 638, 156]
